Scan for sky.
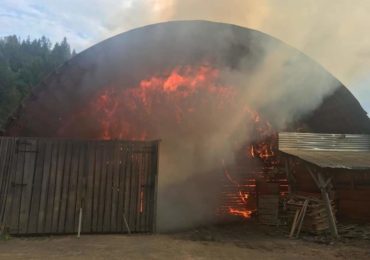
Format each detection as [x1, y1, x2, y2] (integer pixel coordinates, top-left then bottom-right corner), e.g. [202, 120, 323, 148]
[0, 0, 369, 114]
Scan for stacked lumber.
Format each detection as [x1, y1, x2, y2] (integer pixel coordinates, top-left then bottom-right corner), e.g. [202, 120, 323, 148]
[258, 195, 279, 225]
[338, 224, 370, 240]
[286, 193, 336, 235]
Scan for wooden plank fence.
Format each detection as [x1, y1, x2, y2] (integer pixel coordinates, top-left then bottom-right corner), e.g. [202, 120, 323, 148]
[0, 137, 159, 235]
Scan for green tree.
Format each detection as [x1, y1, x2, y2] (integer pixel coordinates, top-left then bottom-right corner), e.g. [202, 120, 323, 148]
[0, 35, 74, 129]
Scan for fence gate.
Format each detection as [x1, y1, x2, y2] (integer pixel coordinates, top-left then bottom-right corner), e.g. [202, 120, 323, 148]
[0, 137, 159, 235]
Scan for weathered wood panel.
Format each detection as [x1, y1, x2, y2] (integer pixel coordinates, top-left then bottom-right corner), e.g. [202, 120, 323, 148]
[0, 137, 159, 235]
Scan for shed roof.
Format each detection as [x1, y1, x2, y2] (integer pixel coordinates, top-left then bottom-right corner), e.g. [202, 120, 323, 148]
[279, 132, 370, 170]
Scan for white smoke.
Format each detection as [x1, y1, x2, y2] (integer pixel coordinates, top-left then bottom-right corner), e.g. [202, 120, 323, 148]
[103, 0, 370, 113]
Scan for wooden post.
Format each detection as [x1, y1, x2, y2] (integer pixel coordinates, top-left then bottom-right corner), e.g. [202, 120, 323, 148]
[317, 171, 338, 238]
[150, 141, 160, 233]
[289, 209, 300, 238]
[284, 158, 292, 194]
[123, 212, 131, 234]
[306, 164, 338, 238]
[77, 207, 82, 238]
[296, 199, 309, 238]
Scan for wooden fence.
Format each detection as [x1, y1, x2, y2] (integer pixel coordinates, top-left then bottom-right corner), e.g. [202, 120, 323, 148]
[0, 137, 159, 235]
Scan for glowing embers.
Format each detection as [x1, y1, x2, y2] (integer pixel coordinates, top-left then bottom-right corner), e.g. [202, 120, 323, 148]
[219, 112, 279, 220]
[228, 191, 253, 218]
[221, 160, 255, 219]
[250, 143, 275, 160]
[246, 109, 277, 162]
[229, 208, 252, 219]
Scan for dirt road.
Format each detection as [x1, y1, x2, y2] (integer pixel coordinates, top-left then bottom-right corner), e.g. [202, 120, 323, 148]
[0, 224, 369, 259]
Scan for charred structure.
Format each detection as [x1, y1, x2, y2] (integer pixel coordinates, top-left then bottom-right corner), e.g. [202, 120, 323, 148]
[3, 21, 370, 230]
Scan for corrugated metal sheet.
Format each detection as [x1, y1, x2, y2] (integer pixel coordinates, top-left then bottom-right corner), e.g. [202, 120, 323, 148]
[279, 132, 370, 170]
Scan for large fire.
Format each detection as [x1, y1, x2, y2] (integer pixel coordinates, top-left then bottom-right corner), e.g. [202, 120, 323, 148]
[90, 65, 237, 140]
[64, 64, 279, 220]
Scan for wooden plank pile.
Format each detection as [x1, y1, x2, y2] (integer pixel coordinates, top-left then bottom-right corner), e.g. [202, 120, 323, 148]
[258, 195, 279, 225]
[337, 224, 370, 240]
[287, 193, 336, 236]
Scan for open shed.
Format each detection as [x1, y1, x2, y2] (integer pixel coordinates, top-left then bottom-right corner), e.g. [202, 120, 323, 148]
[279, 132, 370, 238]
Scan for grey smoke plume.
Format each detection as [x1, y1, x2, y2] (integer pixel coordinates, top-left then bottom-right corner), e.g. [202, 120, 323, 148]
[5, 21, 342, 231]
[101, 0, 369, 113]
[155, 25, 338, 230]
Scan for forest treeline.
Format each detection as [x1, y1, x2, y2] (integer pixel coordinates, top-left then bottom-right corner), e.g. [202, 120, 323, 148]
[0, 35, 75, 129]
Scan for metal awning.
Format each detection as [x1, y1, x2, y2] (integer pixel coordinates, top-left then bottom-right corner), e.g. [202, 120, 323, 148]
[279, 132, 370, 170]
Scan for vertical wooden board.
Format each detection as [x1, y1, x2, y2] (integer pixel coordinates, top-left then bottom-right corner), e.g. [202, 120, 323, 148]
[150, 143, 159, 233]
[103, 141, 114, 232]
[44, 140, 60, 233]
[141, 151, 149, 232]
[109, 141, 120, 232]
[65, 142, 81, 233]
[7, 140, 24, 234]
[2, 138, 17, 232]
[0, 137, 5, 222]
[139, 152, 147, 232]
[143, 151, 151, 232]
[58, 141, 73, 233]
[124, 145, 133, 233]
[0, 138, 16, 227]
[18, 139, 38, 234]
[83, 141, 95, 233]
[0, 138, 7, 190]
[117, 143, 129, 233]
[91, 142, 101, 233]
[129, 152, 139, 232]
[100, 142, 110, 233]
[27, 140, 47, 234]
[37, 140, 54, 233]
[2, 139, 17, 230]
[123, 145, 133, 233]
[0, 138, 10, 220]
[136, 153, 144, 232]
[74, 142, 87, 233]
[51, 140, 67, 233]
[146, 149, 154, 232]
[96, 142, 107, 232]
[144, 149, 151, 232]
[134, 153, 142, 232]
[115, 143, 124, 232]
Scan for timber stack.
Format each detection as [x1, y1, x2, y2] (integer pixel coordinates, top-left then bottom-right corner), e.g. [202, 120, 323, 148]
[286, 193, 336, 235]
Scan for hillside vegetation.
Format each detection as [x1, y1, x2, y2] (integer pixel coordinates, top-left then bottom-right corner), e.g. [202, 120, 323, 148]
[0, 35, 74, 129]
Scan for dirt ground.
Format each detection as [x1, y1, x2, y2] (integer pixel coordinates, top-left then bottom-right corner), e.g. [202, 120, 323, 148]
[0, 223, 369, 260]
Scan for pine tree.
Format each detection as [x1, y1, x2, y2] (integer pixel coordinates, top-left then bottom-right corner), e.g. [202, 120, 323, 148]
[0, 35, 75, 128]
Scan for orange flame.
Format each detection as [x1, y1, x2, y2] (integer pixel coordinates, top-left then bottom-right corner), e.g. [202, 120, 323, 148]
[228, 208, 252, 218]
[222, 159, 253, 219]
[83, 65, 238, 140]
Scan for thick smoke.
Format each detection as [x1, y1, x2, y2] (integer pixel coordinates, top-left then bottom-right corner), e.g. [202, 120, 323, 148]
[102, 0, 369, 113]
[155, 26, 338, 231]
[6, 21, 341, 231]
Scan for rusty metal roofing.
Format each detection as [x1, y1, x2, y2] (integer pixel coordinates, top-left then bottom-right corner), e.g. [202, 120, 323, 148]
[278, 132, 370, 170]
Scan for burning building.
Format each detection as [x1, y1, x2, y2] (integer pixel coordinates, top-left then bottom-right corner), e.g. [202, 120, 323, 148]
[4, 21, 370, 231]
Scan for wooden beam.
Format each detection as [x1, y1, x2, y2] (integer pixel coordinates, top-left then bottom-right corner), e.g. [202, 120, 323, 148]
[306, 165, 320, 188]
[296, 199, 309, 238]
[284, 157, 297, 194]
[317, 171, 339, 239]
[289, 209, 300, 238]
[305, 164, 338, 239]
